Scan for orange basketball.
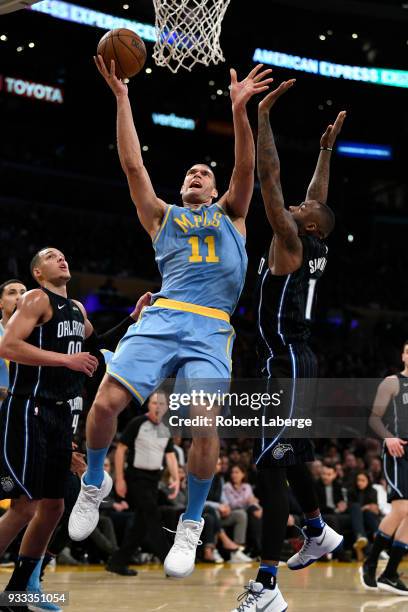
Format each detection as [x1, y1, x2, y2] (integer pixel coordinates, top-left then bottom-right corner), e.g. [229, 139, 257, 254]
[97, 29, 147, 80]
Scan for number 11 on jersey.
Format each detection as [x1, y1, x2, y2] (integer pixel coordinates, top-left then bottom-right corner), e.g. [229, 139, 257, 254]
[188, 236, 219, 263]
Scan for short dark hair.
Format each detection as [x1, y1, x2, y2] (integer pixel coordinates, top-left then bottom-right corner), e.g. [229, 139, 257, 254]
[322, 461, 336, 470]
[0, 279, 25, 298]
[30, 247, 52, 279]
[403, 340, 408, 351]
[316, 203, 335, 238]
[188, 163, 217, 189]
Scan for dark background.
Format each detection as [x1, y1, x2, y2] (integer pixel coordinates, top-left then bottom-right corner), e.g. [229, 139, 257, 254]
[0, 0, 407, 377]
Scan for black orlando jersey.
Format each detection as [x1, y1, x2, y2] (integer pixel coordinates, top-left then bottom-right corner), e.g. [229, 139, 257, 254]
[256, 234, 328, 355]
[9, 287, 86, 401]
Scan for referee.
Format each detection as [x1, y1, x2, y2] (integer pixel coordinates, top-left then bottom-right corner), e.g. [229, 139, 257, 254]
[107, 392, 179, 575]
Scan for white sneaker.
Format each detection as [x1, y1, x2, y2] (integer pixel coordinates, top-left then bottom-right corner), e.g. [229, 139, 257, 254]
[287, 524, 343, 570]
[230, 548, 253, 563]
[68, 471, 112, 541]
[231, 580, 287, 612]
[213, 549, 224, 564]
[164, 515, 204, 578]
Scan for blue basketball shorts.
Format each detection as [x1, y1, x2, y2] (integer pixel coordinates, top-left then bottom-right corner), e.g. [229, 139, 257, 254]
[107, 298, 235, 405]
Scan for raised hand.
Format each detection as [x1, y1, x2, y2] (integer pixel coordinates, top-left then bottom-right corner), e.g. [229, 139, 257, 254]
[130, 291, 152, 321]
[258, 79, 296, 114]
[94, 54, 128, 98]
[320, 111, 347, 149]
[230, 63, 274, 110]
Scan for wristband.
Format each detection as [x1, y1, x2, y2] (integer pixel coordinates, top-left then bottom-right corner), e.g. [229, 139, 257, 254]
[320, 146, 333, 151]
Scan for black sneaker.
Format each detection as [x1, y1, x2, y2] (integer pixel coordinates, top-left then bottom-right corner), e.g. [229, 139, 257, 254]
[106, 562, 138, 576]
[377, 573, 408, 595]
[359, 562, 378, 590]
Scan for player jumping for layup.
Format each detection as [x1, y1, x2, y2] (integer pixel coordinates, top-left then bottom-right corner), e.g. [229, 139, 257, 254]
[360, 340, 408, 596]
[69, 57, 273, 579]
[231, 82, 346, 612]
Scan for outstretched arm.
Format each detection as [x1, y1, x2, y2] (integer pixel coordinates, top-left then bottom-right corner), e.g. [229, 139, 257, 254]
[306, 111, 346, 204]
[0, 291, 98, 376]
[219, 64, 273, 225]
[84, 292, 152, 353]
[257, 80, 300, 253]
[94, 56, 167, 239]
[369, 376, 408, 457]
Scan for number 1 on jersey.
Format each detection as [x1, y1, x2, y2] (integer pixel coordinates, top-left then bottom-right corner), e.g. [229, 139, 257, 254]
[188, 236, 219, 263]
[305, 279, 317, 320]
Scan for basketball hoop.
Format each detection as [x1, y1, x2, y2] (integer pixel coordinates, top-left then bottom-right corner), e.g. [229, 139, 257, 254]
[152, 0, 231, 73]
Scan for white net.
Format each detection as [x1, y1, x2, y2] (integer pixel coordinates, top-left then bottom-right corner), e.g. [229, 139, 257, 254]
[152, 0, 231, 73]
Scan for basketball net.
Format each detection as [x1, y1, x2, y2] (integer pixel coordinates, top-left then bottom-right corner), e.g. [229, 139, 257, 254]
[152, 0, 231, 73]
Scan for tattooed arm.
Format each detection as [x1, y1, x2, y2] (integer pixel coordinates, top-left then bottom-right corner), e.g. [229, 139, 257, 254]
[257, 80, 302, 271]
[306, 111, 346, 204]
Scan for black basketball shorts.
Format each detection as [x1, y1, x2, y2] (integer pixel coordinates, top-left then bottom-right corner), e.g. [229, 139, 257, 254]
[0, 395, 73, 500]
[383, 444, 408, 503]
[254, 343, 318, 469]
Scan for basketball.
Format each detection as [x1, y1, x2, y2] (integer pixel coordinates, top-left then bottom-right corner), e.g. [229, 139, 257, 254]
[97, 29, 147, 80]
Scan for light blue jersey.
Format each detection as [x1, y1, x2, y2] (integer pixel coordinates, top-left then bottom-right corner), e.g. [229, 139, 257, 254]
[108, 202, 248, 404]
[153, 203, 247, 315]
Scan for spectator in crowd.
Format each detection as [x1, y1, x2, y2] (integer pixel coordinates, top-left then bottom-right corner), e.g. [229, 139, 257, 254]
[334, 462, 345, 485]
[172, 436, 186, 467]
[343, 452, 359, 488]
[205, 458, 252, 563]
[220, 455, 230, 478]
[107, 392, 179, 575]
[223, 464, 262, 558]
[316, 464, 349, 525]
[228, 445, 241, 466]
[324, 443, 341, 464]
[348, 471, 381, 557]
[239, 450, 257, 485]
[368, 456, 383, 484]
[315, 463, 351, 559]
[310, 460, 323, 482]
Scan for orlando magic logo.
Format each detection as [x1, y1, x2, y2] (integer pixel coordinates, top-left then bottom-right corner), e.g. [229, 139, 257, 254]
[1, 476, 14, 493]
[272, 443, 293, 460]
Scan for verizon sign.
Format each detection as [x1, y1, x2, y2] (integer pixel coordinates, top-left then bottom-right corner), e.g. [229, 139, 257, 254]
[0, 75, 64, 104]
